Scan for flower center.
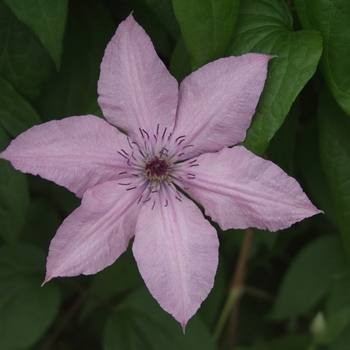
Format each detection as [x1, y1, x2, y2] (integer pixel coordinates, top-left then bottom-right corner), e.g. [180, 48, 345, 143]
[145, 156, 170, 181]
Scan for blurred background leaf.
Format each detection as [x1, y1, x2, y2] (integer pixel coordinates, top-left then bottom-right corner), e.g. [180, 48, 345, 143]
[0, 244, 60, 350]
[3, 0, 68, 70]
[228, 0, 322, 155]
[294, 0, 350, 117]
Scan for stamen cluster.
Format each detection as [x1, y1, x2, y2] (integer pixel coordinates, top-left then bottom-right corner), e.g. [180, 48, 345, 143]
[116, 125, 198, 209]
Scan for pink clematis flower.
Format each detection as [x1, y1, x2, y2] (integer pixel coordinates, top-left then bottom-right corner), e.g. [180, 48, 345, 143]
[1, 15, 320, 328]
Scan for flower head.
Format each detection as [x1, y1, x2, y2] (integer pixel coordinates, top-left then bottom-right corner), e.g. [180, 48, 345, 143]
[0, 15, 320, 328]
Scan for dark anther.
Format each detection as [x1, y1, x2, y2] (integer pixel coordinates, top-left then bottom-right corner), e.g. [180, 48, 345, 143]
[126, 186, 137, 191]
[137, 196, 143, 204]
[175, 135, 186, 142]
[121, 149, 128, 155]
[131, 152, 136, 160]
[127, 137, 133, 149]
[142, 129, 149, 138]
[117, 151, 127, 159]
[189, 159, 197, 164]
[118, 171, 127, 175]
[118, 182, 131, 186]
[162, 127, 167, 139]
[164, 200, 168, 207]
[143, 198, 151, 203]
[183, 144, 194, 148]
[152, 201, 156, 210]
[157, 124, 160, 135]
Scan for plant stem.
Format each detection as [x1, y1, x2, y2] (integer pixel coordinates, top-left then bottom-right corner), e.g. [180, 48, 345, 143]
[213, 228, 255, 344]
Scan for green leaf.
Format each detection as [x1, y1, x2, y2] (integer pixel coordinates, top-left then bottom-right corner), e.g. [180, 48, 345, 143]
[37, 0, 115, 121]
[144, 0, 181, 40]
[79, 249, 143, 321]
[0, 0, 53, 100]
[270, 235, 345, 320]
[169, 35, 192, 82]
[318, 87, 350, 262]
[21, 197, 62, 251]
[267, 99, 299, 175]
[172, 0, 240, 70]
[227, 0, 323, 155]
[0, 75, 42, 137]
[294, 0, 350, 117]
[296, 119, 338, 226]
[0, 243, 60, 350]
[0, 127, 30, 244]
[3, 0, 68, 70]
[104, 287, 217, 350]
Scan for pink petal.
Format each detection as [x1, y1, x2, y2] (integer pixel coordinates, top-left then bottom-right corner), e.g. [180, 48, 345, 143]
[45, 180, 144, 282]
[177, 146, 321, 232]
[132, 188, 219, 329]
[0, 115, 131, 198]
[173, 54, 272, 159]
[98, 15, 178, 143]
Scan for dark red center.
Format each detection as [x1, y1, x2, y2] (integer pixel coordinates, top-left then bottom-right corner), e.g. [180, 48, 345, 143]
[145, 157, 169, 179]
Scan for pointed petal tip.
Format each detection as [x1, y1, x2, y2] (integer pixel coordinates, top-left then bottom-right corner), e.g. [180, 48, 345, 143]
[41, 275, 51, 287]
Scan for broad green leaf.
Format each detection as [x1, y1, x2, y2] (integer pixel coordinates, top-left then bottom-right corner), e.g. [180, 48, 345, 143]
[0, 75, 42, 137]
[318, 88, 350, 261]
[144, 0, 181, 40]
[0, 244, 60, 350]
[4, 0, 68, 70]
[172, 0, 240, 70]
[227, 0, 323, 155]
[0, 0, 53, 100]
[294, 0, 350, 117]
[267, 99, 299, 175]
[270, 235, 345, 319]
[329, 320, 350, 350]
[296, 119, 337, 226]
[104, 287, 217, 350]
[0, 126, 29, 244]
[169, 35, 192, 82]
[80, 249, 143, 321]
[37, 0, 115, 121]
[21, 197, 62, 251]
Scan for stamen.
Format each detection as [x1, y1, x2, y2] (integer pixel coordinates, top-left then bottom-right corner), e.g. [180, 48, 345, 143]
[162, 127, 167, 139]
[126, 186, 137, 191]
[142, 129, 149, 138]
[152, 201, 156, 210]
[175, 135, 186, 142]
[118, 182, 131, 186]
[118, 171, 127, 175]
[127, 137, 133, 149]
[117, 151, 127, 159]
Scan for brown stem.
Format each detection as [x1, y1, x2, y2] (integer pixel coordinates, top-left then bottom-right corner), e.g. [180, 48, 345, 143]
[228, 228, 255, 348]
